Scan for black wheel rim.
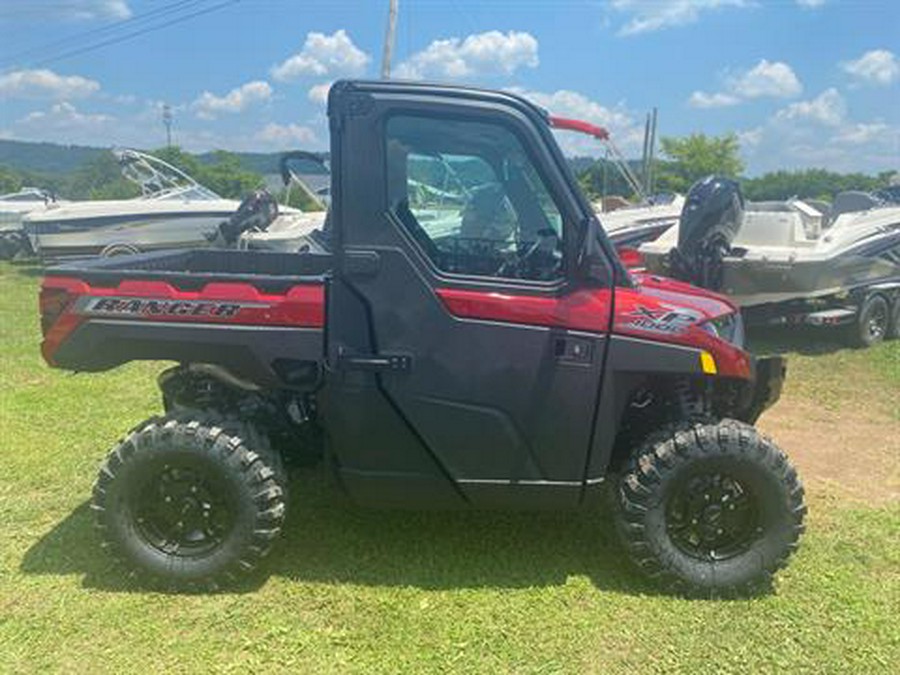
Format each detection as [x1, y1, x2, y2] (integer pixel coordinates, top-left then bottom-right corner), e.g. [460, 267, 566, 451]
[132, 462, 235, 556]
[666, 471, 761, 561]
[866, 303, 888, 341]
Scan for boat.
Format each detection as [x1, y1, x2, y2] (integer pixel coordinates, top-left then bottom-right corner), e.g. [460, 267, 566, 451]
[0, 188, 69, 259]
[22, 149, 242, 260]
[547, 116, 684, 248]
[639, 176, 900, 329]
[212, 151, 328, 254]
[594, 192, 685, 247]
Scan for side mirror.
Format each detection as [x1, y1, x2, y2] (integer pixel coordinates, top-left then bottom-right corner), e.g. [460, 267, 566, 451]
[577, 217, 611, 286]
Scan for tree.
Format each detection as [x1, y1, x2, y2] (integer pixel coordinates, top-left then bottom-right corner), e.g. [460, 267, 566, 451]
[0, 166, 22, 194]
[66, 154, 140, 200]
[742, 169, 887, 201]
[149, 147, 262, 199]
[656, 133, 744, 193]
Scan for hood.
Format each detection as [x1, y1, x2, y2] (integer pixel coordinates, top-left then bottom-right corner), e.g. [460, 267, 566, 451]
[627, 271, 738, 320]
[613, 271, 750, 377]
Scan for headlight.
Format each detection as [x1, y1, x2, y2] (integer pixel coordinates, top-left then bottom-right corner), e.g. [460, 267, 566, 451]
[699, 311, 744, 347]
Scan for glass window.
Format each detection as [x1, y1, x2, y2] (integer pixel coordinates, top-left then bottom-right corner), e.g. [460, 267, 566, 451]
[387, 115, 564, 282]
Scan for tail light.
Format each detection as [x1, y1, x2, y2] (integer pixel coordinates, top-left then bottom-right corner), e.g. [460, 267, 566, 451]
[40, 286, 72, 336]
[617, 246, 645, 269]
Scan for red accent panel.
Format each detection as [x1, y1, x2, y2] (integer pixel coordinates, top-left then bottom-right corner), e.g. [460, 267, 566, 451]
[549, 116, 610, 141]
[39, 276, 325, 366]
[436, 287, 612, 333]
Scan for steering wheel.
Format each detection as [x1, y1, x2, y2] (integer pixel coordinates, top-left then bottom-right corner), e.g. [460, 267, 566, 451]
[496, 228, 560, 279]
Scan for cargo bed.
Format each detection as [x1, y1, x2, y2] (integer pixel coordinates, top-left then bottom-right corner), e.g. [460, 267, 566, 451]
[40, 249, 330, 388]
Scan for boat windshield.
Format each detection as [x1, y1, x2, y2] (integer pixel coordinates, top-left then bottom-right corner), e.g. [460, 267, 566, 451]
[0, 187, 50, 202]
[114, 149, 223, 201]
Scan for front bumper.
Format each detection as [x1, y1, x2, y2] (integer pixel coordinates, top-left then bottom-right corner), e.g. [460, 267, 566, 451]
[742, 355, 787, 423]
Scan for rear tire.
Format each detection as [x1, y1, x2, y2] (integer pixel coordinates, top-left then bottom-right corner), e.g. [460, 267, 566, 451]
[615, 419, 805, 597]
[847, 295, 889, 348]
[886, 298, 900, 340]
[91, 413, 287, 590]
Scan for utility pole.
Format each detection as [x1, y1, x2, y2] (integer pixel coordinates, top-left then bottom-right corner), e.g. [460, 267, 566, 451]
[162, 104, 173, 148]
[381, 0, 398, 79]
[647, 107, 658, 196]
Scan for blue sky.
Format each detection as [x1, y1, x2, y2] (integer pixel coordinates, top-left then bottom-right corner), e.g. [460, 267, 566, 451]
[0, 0, 897, 175]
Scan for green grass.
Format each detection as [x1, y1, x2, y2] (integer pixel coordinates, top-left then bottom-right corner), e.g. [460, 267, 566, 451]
[1, 262, 898, 673]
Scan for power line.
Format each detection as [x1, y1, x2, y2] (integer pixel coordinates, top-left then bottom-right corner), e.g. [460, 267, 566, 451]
[1, 0, 206, 68]
[3, 0, 242, 71]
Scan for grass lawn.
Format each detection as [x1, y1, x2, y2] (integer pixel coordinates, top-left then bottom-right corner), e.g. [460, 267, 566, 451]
[1, 262, 898, 673]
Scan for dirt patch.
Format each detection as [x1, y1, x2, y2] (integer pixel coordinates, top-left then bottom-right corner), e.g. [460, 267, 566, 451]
[758, 385, 900, 506]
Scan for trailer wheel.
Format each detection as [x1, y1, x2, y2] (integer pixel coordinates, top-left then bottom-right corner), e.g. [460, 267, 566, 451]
[886, 298, 900, 340]
[615, 419, 805, 597]
[848, 294, 889, 348]
[91, 413, 287, 590]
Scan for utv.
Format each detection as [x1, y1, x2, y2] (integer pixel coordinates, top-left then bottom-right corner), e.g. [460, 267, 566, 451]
[38, 80, 805, 596]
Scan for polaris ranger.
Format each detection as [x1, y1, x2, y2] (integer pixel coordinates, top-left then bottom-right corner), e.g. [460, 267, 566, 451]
[38, 80, 805, 596]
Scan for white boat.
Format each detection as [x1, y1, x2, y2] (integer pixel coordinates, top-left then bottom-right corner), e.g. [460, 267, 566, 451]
[0, 188, 70, 259]
[547, 116, 683, 247]
[596, 193, 685, 248]
[218, 152, 329, 254]
[23, 150, 242, 259]
[639, 177, 900, 314]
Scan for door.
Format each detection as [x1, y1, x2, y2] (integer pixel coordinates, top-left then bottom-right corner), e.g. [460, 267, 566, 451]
[321, 82, 614, 508]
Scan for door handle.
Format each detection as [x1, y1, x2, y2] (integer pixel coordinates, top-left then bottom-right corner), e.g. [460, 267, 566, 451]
[339, 352, 412, 372]
[554, 336, 593, 364]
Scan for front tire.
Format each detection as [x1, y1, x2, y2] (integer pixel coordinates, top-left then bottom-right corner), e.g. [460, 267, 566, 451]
[91, 413, 287, 590]
[616, 420, 805, 597]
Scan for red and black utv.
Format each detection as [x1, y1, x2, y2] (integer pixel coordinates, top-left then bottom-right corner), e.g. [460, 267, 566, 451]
[38, 80, 804, 596]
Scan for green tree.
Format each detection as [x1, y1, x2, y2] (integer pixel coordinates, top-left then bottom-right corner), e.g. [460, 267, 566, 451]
[576, 158, 642, 200]
[742, 169, 887, 201]
[150, 147, 263, 199]
[0, 166, 23, 194]
[656, 133, 744, 193]
[65, 154, 140, 200]
[198, 151, 264, 199]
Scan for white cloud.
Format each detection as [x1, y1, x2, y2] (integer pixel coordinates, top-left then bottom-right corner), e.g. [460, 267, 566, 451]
[610, 0, 749, 36]
[394, 30, 538, 80]
[192, 80, 272, 120]
[688, 91, 740, 108]
[0, 69, 100, 100]
[507, 87, 641, 155]
[308, 82, 331, 106]
[688, 59, 802, 108]
[737, 126, 763, 149]
[17, 102, 114, 136]
[256, 123, 319, 149]
[775, 88, 846, 126]
[795, 0, 826, 7]
[833, 122, 890, 145]
[52, 0, 132, 20]
[738, 89, 899, 174]
[729, 59, 802, 98]
[271, 29, 370, 81]
[841, 49, 899, 87]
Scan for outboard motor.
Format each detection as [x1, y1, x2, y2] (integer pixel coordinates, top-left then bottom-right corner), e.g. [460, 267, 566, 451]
[668, 175, 744, 290]
[208, 189, 279, 247]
